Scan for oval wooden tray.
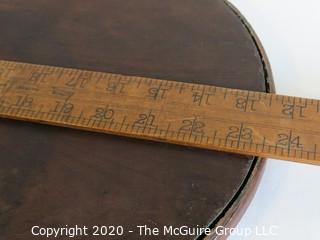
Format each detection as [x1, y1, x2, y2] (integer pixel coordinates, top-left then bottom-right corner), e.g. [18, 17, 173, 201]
[0, 0, 274, 239]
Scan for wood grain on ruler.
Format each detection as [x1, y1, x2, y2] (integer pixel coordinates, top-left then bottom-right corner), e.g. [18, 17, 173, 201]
[0, 60, 319, 165]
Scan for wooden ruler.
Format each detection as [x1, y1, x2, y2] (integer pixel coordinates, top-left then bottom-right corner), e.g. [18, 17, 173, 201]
[0, 60, 319, 165]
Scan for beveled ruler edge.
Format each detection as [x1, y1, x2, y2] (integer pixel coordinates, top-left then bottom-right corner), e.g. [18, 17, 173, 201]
[0, 60, 319, 165]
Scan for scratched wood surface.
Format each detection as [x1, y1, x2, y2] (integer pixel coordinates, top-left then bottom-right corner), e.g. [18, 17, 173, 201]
[0, 1, 272, 239]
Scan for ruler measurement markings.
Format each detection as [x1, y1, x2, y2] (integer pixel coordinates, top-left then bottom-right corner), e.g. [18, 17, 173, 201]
[0, 60, 319, 164]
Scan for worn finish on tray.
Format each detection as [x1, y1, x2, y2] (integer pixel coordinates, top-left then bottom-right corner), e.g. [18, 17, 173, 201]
[0, 0, 268, 239]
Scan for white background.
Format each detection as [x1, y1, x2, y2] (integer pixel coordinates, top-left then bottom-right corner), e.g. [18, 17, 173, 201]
[228, 1, 320, 239]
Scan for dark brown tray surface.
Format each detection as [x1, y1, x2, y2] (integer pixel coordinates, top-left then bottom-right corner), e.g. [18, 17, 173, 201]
[0, 1, 268, 239]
